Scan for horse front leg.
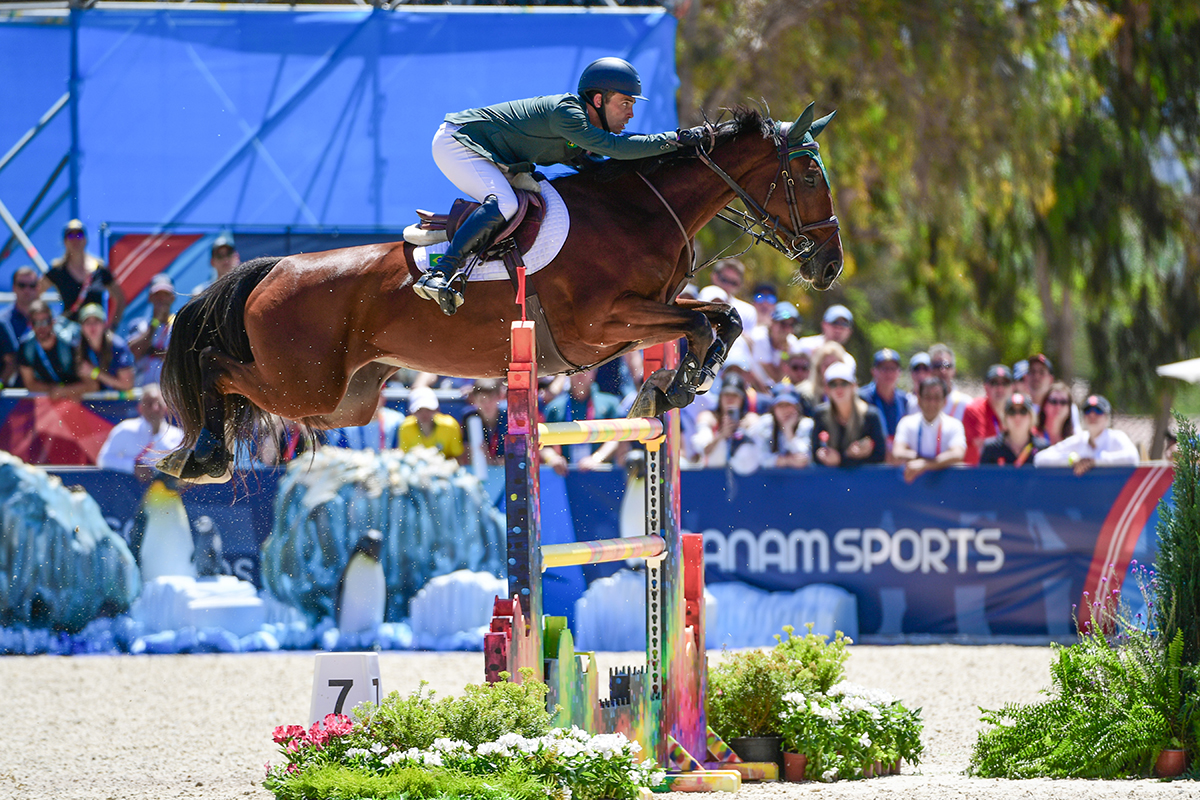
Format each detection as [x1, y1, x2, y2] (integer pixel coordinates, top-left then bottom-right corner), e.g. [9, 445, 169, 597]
[158, 347, 235, 483]
[675, 299, 743, 394]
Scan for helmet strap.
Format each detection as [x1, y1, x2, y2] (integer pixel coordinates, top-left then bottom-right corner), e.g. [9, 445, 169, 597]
[588, 91, 612, 133]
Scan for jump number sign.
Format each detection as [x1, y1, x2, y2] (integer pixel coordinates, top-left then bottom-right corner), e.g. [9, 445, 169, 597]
[309, 653, 383, 725]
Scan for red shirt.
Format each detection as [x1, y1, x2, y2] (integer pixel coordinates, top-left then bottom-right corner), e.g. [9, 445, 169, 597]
[962, 396, 1003, 466]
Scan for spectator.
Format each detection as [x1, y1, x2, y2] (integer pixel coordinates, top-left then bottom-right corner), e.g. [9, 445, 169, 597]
[399, 386, 464, 460]
[797, 339, 849, 412]
[691, 374, 760, 469]
[75, 303, 135, 393]
[748, 301, 800, 387]
[1033, 394, 1139, 474]
[927, 343, 972, 421]
[541, 368, 624, 475]
[1, 266, 42, 386]
[41, 219, 126, 325]
[17, 300, 88, 401]
[704, 258, 757, 330]
[962, 364, 1014, 465]
[1012, 359, 1030, 398]
[1036, 381, 1076, 445]
[194, 233, 241, 295]
[95, 383, 184, 476]
[859, 348, 912, 460]
[797, 304, 858, 373]
[907, 351, 932, 407]
[892, 376, 967, 483]
[257, 416, 317, 466]
[460, 378, 507, 470]
[811, 361, 886, 468]
[744, 389, 812, 469]
[1024, 353, 1054, 412]
[328, 393, 404, 451]
[979, 393, 1044, 467]
[126, 274, 177, 386]
[750, 283, 779, 332]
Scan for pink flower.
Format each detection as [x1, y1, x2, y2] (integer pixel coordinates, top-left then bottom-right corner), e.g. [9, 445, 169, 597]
[264, 762, 271, 777]
[306, 722, 329, 748]
[323, 714, 355, 737]
[287, 763, 299, 775]
[273, 724, 306, 744]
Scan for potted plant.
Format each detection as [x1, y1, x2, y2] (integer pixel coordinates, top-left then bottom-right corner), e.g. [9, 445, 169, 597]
[1155, 737, 1187, 778]
[707, 647, 791, 765]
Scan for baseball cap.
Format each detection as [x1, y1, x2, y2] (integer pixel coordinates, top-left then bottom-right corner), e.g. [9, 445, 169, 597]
[771, 301, 801, 322]
[719, 374, 747, 396]
[1005, 393, 1032, 414]
[873, 348, 901, 366]
[1027, 353, 1053, 372]
[698, 285, 730, 304]
[823, 361, 855, 384]
[985, 364, 1013, 383]
[407, 386, 439, 413]
[78, 303, 107, 323]
[1082, 394, 1112, 415]
[211, 233, 236, 255]
[1012, 359, 1029, 381]
[63, 219, 85, 236]
[752, 283, 778, 304]
[823, 304, 853, 325]
[148, 274, 175, 296]
[772, 390, 800, 407]
[909, 352, 932, 370]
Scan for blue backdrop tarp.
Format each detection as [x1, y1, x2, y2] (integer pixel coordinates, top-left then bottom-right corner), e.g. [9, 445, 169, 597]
[0, 8, 678, 284]
[48, 464, 1173, 638]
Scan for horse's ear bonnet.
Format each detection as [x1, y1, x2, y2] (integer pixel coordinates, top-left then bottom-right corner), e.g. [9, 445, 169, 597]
[786, 103, 836, 146]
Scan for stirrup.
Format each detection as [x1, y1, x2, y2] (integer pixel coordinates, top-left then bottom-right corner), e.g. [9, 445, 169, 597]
[413, 269, 449, 301]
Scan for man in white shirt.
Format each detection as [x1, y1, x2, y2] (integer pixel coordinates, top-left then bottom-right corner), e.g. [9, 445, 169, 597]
[892, 376, 967, 483]
[1033, 394, 1139, 474]
[928, 343, 973, 421]
[747, 302, 800, 387]
[96, 384, 184, 475]
[796, 304, 858, 374]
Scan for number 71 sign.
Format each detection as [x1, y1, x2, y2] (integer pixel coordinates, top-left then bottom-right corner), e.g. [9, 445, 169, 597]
[309, 653, 383, 725]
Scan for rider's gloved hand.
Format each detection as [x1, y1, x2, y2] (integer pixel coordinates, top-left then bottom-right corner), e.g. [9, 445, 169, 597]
[676, 126, 709, 147]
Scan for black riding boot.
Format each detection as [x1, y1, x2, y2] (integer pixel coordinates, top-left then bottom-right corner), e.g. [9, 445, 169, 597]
[413, 194, 507, 315]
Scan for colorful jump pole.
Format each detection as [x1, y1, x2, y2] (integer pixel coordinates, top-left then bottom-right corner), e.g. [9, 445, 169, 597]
[486, 321, 737, 792]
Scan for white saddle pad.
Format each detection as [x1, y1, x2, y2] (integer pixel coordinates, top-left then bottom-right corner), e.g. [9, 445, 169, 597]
[412, 180, 570, 283]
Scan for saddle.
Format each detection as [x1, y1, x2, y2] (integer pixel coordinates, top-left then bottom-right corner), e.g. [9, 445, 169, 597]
[404, 187, 548, 261]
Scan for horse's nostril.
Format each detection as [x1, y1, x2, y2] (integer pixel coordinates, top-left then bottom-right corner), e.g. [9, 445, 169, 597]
[824, 261, 843, 286]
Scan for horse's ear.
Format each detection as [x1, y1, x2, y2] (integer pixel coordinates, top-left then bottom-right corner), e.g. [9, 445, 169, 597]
[809, 110, 836, 139]
[788, 102, 816, 145]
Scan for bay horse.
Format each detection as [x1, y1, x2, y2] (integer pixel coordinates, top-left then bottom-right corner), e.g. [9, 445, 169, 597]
[159, 104, 843, 483]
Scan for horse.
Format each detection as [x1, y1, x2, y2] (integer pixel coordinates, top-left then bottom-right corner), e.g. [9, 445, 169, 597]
[159, 103, 843, 483]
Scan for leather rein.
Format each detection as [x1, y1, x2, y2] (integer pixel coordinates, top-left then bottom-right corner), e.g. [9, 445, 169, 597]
[695, 122, 840, 266]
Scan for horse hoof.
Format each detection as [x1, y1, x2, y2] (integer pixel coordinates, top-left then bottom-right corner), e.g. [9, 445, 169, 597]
[628, 385, 669, 418]
[179, 454, 233, 484]
[696, 369, 717, 394]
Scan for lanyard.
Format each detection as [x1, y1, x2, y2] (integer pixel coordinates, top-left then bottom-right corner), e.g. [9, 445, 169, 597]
[66, 264, 98, 316]
[1013, 441, 1033, 467]
[33, 340, 63, 383]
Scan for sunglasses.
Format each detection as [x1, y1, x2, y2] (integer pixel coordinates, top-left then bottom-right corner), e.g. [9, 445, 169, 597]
[714, 273, 741, 288]
[1005, 407, 1031, 416]
[1045, 398, 1071, 406]
[65, 231, 85, 240]
[932, 361, 954, 369]
[31, 318, 53, 328]
[911, 365, 931, 372]
[827, 380, 852, 389]
[789, 362, 811, 371]
[15, 281, 39, 290]
[988, 380, 1013, 388]
[1083, 408, 1106, 416]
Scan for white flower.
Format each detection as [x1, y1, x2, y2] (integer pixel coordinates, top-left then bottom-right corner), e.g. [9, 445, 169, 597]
[381, 751, 407, 767]
[431, 738, 470, 753]
[783, 691, 807, 706]
[370, 742, 388, 755]
[344, 748, 371, 759]
[420, 751, 444, 767]
[859, 733, 872, 748]
[822, 768, 838, 782]
[587, 733, 630, 759]
[811, 702, 840, 723]
[477, 741, 512, 758]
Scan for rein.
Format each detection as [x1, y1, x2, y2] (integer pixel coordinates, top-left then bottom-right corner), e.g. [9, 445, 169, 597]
[695, 122, 840, 265]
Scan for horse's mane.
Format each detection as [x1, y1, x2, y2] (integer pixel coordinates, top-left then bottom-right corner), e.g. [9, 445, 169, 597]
[577, 106, 774, 183]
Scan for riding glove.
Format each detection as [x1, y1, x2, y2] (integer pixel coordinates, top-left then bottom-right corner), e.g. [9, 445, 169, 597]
[676, 126, 709, 147]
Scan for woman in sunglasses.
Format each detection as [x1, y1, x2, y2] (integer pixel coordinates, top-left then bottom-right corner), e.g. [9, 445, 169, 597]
[40, 219, 127, 325]
[811, 361, 886, 468]
[979, 393, 1045, 467]
[1035, 381, 1076, 445]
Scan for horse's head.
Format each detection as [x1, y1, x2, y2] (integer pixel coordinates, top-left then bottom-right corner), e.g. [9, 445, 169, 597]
[778, 103, 843, 290]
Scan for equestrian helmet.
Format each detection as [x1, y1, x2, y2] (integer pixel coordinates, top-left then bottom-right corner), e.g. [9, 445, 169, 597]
[578, 57, 647, 101]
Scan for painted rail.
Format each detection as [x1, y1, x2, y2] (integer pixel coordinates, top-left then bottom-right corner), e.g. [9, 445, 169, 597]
[541, 534, 666, 569]
[537, 417, 665, 447]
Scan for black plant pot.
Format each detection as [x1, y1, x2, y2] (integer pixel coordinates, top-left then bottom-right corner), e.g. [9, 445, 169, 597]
[729, 735, 783, 769]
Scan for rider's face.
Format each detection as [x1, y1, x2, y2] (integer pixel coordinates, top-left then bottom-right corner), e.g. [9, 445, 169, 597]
[600, 92, 635, 134]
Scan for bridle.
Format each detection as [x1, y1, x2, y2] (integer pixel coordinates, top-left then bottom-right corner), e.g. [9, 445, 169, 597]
[694, 121, 840, 265]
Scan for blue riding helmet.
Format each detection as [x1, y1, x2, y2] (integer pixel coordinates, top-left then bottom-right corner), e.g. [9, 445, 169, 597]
[578, 57, 648, 101]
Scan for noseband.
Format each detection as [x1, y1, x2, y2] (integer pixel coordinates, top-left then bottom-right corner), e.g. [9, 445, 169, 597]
[695, 123, 840, 265]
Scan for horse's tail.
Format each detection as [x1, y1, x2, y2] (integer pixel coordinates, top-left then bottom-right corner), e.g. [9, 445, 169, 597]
[161, 256, 282, 455]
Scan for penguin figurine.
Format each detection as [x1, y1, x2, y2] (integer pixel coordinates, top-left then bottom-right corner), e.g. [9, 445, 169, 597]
[335, 529, 386, 633]
[137, 479, 197, 581]
[192, 515, 230, 577]
[618, 450, 647, 568]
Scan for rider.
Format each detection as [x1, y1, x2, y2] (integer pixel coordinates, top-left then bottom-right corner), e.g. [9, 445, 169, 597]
[414, 57, 709, 315]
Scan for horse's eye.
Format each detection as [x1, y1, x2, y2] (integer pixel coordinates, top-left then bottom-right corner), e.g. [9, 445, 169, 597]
[803, 173, 817, 188]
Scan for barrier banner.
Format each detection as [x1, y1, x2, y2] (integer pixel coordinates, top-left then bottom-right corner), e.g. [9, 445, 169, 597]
[561, 466, 1174, 637]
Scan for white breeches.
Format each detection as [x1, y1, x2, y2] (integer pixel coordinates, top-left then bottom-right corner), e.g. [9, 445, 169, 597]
[431, 122, 520, 220]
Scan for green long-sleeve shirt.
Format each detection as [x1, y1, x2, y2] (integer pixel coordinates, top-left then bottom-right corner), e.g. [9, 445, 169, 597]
[444, 93, 678, 174]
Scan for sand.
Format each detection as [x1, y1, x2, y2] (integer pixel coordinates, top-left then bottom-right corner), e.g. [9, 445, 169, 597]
[0, 646, 1193, 800]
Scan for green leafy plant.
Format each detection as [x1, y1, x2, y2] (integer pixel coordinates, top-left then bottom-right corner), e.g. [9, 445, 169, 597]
[773, 624, 852, 692]
[707, 647, 792, 739]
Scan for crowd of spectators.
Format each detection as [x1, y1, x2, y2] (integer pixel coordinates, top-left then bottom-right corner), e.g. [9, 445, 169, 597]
[0, 228, 1153, 477]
